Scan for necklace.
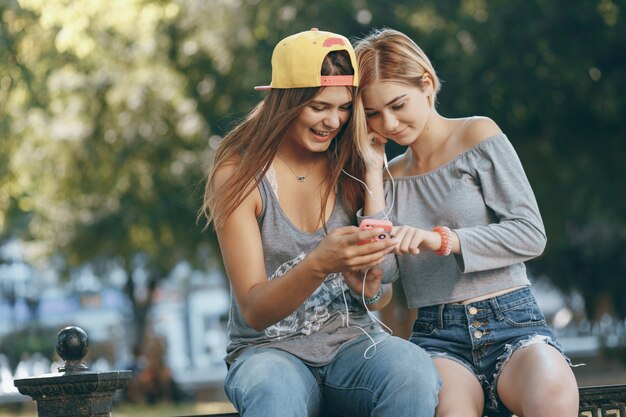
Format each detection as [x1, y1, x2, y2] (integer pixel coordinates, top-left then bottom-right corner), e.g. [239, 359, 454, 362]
[276, 152, 319, 182]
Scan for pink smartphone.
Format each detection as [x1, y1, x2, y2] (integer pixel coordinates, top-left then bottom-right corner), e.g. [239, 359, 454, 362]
[357, 219, 393, 245]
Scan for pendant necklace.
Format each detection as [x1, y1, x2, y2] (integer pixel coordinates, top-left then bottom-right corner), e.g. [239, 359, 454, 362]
[277, 152, 319, 183]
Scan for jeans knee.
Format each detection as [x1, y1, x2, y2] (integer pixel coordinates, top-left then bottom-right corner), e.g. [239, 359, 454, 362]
[377, 344, 441, 409]
[238, 353, 309, 393]
[225, 350, 320, 416]
[388, 345, 439, 384]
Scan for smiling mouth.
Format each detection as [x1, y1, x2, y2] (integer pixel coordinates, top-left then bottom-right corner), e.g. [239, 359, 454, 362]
[311, 128, 334, 138]
[388, 127, 406, 137]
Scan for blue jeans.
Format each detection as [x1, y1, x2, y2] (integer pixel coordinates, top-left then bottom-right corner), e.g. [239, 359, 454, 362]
[224, 332, 441, 417]
[410, 287, 566, 415]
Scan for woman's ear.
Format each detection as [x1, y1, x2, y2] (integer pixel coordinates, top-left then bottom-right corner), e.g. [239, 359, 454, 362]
[421, 73, 434, 94]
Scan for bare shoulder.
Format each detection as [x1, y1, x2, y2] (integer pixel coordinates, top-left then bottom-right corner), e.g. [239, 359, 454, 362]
[386, 152, 409, 178]
[211, 154, 261, 215]
[458, 116, 503, 148]
[211, 155, 241, 189]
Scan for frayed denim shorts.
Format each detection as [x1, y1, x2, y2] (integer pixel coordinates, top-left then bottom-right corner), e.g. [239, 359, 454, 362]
[409, 286, 567, 415]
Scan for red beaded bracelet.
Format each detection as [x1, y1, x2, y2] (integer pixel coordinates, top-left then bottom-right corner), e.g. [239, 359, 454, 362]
[433, 226, 452, 256]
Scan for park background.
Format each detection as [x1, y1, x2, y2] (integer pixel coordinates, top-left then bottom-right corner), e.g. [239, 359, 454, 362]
[1, 0, 625, 415]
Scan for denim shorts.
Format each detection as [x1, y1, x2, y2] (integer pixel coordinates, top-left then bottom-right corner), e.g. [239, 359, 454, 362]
[409, 286, 567, 415]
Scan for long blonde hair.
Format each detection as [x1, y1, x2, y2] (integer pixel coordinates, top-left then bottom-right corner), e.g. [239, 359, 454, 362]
[355, 28, 441, 97]
[200, 51, 364, 229]
[353, 28, 442, 163]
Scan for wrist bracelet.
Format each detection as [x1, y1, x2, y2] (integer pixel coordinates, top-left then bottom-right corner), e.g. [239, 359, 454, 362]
[363, 286, 384, 305]
[433, 226, 453, 256]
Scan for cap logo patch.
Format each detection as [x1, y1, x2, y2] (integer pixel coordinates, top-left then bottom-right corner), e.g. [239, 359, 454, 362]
[323, 37, 346, 47]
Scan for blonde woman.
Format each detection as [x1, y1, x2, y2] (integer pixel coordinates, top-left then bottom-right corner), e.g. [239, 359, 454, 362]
[355, 28, 578, 417]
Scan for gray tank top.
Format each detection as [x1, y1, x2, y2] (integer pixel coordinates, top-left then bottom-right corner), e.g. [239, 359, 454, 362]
[224, 175, 381, 366]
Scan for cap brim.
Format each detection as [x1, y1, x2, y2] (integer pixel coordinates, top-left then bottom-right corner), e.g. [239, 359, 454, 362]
[254, 85, 271, 91]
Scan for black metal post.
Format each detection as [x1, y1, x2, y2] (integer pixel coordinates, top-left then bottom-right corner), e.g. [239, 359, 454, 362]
[13, 326, 132, 417]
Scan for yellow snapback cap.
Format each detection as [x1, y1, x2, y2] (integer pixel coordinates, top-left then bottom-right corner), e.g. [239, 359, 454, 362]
[255, 28, 358, 90]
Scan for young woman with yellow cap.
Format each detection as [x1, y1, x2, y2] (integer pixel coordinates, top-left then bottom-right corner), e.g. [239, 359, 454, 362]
[200, 28, 440, 417]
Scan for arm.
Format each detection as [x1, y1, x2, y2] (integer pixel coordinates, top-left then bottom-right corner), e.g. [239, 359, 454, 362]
[452, 135, 546, 273]
[363, 134, 388, 216]
[214, 164, 397, 331]
[359, 134, 400, 284]
[391, 119, 546, 272]
[343, 268, 393, 311]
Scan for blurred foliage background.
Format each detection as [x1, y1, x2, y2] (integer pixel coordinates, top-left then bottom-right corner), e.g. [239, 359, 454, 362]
[1, 0, 625, 354]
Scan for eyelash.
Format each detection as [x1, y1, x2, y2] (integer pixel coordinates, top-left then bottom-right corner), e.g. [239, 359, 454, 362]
[311, 105, 352, 112]
[366, 102, 405, 118]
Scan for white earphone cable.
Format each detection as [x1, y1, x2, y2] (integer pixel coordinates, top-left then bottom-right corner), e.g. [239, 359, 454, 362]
[339, 151, 396, 358]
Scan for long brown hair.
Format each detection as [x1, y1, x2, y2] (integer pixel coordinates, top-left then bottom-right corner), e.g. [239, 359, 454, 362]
[200, 50, 364, 229]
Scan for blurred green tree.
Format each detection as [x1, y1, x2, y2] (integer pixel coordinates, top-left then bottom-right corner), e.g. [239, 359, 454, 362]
[406, 0, 626, 320]
[0, 0, 232, 350]
[1, 0, 625, 359]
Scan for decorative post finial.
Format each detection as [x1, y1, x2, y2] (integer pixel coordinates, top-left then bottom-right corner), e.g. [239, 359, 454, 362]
[56, 326, 89, 373]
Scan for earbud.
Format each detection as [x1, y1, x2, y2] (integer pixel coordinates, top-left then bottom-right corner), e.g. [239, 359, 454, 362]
[383, 153, 389, 169]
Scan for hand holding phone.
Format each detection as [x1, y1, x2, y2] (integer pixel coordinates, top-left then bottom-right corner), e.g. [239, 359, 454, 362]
[357, 219, 393, 245]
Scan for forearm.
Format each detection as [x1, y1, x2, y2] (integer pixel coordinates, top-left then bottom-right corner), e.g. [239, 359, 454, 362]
[364, 283, 393, 311]
[364, 167, 386, 216]
[241, 255, 327, 331]
[453, 220, 546, 273]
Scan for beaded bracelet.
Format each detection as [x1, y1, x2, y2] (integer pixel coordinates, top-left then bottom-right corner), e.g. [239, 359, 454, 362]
[433, 226, 453, 256]
[363, 286, 384, 305]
